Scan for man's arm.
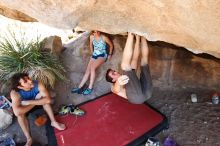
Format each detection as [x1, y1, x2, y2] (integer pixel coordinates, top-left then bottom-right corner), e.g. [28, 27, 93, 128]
[25, 82, 51, 106]
[112, 75, 130, 94]
[10, 90, 35, 116]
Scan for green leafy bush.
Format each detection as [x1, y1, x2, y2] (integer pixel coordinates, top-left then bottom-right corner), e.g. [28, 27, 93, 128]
[0, 32, 66, 88]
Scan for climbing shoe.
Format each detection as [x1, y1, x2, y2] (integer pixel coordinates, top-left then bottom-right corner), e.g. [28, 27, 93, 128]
[82, 88, 93, 95]
[69, 105, 85, 116]
[58, 105, 71, 115]
[71, 87, 82, 94]
[59, 104, 85, 116]
[71, 84, 88, 94]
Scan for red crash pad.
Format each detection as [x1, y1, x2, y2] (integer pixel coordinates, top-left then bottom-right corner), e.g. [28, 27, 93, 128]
[50, 93, 167, 146]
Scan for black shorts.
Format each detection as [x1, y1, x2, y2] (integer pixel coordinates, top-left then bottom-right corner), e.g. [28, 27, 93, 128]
[27, 106, 44, 117]
[92, 53, 107, 59]
[123, 65, 153, 104]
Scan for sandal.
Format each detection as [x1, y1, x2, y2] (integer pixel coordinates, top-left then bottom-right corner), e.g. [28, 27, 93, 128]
[82, 88, 93, 95]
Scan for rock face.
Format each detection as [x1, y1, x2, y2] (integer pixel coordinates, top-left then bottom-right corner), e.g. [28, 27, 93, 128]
[0, 4, 36, 22]
[42, 36, 64, 55]
[53, 32, 220, 106]
[0, 0, 220, 58]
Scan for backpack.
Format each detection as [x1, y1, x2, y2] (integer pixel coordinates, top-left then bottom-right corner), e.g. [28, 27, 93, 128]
[0, 96, 12, 109]
[0, 137, 15, 146]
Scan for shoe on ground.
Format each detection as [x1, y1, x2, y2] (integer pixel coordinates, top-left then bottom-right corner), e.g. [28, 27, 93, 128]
[82, 88, 93, 95]
[71, 84, 88, 94]
[71, 87, 82, 94]
[58, 105, 71, 115]
[70, 106, 85, 116]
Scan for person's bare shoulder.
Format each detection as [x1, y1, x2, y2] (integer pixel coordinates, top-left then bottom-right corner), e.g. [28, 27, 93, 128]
[37, 81, 50, 97]
[37, 81, 44, 88]
[10, 90, 22, 107]
[111, 84, 115, 93]
[38, 81, 47, 92]
[102, 34, 108, 40]
[10, 90, 20, 100]
[90, 34, 94, 39]
[102, 35, 112, 45]
[111, 82, 119, 93]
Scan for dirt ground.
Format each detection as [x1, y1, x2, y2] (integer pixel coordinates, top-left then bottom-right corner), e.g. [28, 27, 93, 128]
[1, 87, 220, 146]
[150, 87, 220, 146]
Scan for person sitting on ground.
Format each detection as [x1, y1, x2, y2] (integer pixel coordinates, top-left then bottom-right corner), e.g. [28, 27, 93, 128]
[10, 73, 66, 146]
[72, 30, 113, 95]
[105, 33, 152, 104]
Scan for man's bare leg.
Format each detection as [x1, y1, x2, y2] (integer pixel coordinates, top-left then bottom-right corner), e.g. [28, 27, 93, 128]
[140, 36, 149, 65]
[43, 104, 66, 130]
[140, 36, 152, 100]
[131, 35, 140, 70]
[121, 32, 134, 71]
[120, 33, 146, 104]
[17, 114, 32, 146]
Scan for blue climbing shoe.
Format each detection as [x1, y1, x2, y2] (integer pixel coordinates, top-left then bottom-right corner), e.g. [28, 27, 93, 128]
[82, 88, 93, 95]
[71, 84, 88, 94]
[71, 87, 82, 94]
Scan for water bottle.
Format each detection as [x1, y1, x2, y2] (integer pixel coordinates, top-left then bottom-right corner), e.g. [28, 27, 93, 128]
[145, 137, 160, 146]
[212, 93, 219, 105]
[163, 137, 179, 146]
[191, 94, 197, 103]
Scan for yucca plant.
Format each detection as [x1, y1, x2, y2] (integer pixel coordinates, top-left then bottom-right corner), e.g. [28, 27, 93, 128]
[0, 32, 66, 88]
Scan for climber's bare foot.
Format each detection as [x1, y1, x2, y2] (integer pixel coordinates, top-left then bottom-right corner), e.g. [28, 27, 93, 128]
[51, 121, 66, 130]
[135, 34, 140, 40]
[128, 32, 134, 36]
[25, 137, 32, 146]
